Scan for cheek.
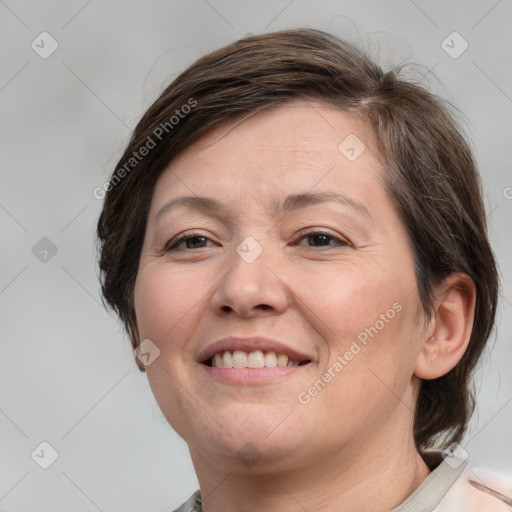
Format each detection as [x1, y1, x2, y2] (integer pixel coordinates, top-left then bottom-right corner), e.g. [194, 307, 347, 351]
[134, 264, 209, 437]
[295, 263, 420, 395]
[294, 263, 409, 350]
[133, 264, 203, 348]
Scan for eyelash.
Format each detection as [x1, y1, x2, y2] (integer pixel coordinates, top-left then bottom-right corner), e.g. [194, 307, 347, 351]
[164, 229, 350, 252]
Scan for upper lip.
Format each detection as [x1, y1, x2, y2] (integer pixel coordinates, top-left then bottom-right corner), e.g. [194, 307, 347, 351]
[198, 336, 314, 364]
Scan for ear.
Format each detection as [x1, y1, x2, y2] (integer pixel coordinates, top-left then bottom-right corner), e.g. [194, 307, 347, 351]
[134, 354, 147, 372]
[130, 318, 147, 372]
[132, 339, 147, 373]
[414, 273, 476, 380]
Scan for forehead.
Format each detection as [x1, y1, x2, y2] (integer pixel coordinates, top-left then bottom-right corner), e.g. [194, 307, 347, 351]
[149, 100, 383, 216]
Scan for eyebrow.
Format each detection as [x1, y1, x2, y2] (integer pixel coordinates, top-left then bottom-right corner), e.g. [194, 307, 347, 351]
[154, 192, 372, 223]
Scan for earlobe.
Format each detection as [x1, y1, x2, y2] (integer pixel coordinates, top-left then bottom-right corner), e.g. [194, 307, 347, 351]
[135, 355, 147, 372]
[414, 273, 476, 380]
[131, 318, 147, 372]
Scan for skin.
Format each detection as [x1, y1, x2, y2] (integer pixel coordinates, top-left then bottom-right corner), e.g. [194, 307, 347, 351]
[133, 100, 476, 512]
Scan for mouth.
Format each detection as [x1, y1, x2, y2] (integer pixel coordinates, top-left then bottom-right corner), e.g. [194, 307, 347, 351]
[198, 337, 314, 384]
[203, 350, 312, 368]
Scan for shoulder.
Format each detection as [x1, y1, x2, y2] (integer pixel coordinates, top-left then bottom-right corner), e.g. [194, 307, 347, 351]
[435, 464, 512, 511]
[168, 489, 202, 512]
[169, 465, 512, 512]
[392, 451, 511, 512]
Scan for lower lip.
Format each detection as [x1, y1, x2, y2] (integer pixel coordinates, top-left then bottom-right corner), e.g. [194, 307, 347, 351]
[202, 364, 307, 384]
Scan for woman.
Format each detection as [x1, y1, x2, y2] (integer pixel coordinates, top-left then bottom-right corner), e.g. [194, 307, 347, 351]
[97, 29, 510, 511]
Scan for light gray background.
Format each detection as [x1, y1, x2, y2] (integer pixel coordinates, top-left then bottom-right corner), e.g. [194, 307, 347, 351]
[1, 1, 511, 510]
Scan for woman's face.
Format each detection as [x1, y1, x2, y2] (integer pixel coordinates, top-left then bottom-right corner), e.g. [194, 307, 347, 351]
[134, 101, 426, 472]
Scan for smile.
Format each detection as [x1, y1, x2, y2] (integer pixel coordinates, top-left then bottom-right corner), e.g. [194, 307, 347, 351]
[206, 350, 311, 368]
[198, 336, 314, 383]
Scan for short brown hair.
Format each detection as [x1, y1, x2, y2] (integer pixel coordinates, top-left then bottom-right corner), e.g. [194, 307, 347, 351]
[96, 28, 499, 451]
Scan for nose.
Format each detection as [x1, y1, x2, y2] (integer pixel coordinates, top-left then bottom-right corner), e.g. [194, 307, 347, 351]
[210, 241, 290, 319]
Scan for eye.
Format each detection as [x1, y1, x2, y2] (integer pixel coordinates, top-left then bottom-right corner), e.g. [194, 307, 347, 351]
[165, 232, 214, 251]
[164, 229, 349, 252]
[296, 229, 349, 248]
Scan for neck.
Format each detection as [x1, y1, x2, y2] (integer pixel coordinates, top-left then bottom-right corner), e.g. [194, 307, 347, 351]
[189, 431, 431, 512]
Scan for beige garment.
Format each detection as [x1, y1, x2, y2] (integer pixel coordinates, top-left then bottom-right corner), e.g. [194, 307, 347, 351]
[170, 452, 512, 512]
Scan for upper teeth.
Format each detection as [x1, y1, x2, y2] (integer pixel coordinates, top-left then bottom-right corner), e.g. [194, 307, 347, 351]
[212, 350, 300, 368]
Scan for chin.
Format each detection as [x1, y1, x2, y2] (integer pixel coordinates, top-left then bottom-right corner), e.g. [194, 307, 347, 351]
[202, 432, 302, 473]
[189, 408, 304, 463]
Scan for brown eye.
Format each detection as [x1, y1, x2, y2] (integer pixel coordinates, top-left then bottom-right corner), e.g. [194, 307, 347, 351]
[296, 230, 348, 248]
[166, 234, 212, 251]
